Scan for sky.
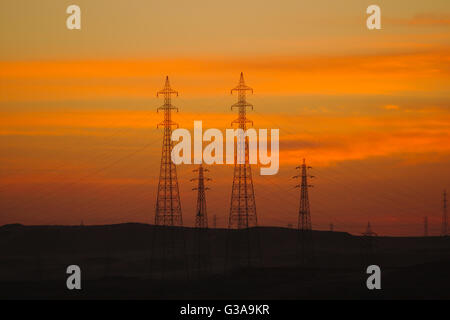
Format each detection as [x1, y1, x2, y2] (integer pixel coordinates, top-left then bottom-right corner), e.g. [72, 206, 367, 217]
[0, 0, 449, 236]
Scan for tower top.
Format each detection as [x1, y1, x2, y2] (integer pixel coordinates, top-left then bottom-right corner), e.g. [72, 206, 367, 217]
[364, 221, 378, 236]
[231, 72, 253, 94]
[157, 76, 178, 97]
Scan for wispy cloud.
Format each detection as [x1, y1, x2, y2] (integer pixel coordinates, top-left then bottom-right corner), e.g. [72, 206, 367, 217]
[387, 13, 450, 26]
[1, 49, 449, 102]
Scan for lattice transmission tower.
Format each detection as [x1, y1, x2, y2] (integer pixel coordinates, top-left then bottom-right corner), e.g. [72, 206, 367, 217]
[294, 159, 313, 231]
[150, 77, 188, 279]
[424, 216, 428, 237]
[361, 222, 378, 266]
[293, 159, 315, 266]
[154, 76, 182, 226]
[191, 165, 212, 275]
[192, 165, 210, 229]
[363, 222, 378, 237]
[226, 73, 261, 268]
[228, 72, 257, 230]
[442, 189, 448, 237]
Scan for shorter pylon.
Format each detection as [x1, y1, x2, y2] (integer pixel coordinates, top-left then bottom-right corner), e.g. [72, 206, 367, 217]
[293, 159, 315, 266]
[442, 190, 448, 237]
[192, 165, 210, 229]
[424, 216, 428, 237]
[191, 165, 212, 275]
[361, 222, 377, 266]
[294, 159, 313, 231]
[363, 222, 378, 237]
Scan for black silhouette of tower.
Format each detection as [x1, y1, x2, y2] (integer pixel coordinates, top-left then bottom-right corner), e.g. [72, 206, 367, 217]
[193, 165, 210, 229]
[191, 165, 212, 275]
[155, 76, 182, 226]
[293, 159, 314, 266]
[442, 190, 448, 237]
[228, 72, 257, 230]
[363, 222, 377, 237]
[295, 159, 313, 231]
[150, 77, 187, 279]
[361, 222, 378, 266]
[226, 73, 261, 269]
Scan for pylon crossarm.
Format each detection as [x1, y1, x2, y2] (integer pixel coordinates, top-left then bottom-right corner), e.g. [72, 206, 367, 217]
[231, 86, 253, 94]
[231, 102, 253, 109]
[231, 118, 253, 126]
[157, 89, 178, 97]
[157, 105, 178, 112]
[157, 120, 179, 128]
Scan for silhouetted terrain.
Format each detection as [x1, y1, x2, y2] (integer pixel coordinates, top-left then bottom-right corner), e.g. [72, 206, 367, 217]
[0, 223, 449, 299]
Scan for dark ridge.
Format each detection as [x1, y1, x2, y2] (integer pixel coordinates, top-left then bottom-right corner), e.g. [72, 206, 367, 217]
[0, 223, 449, 299]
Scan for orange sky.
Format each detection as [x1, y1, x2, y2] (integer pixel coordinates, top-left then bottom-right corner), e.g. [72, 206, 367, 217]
[0, 1, 449, 235]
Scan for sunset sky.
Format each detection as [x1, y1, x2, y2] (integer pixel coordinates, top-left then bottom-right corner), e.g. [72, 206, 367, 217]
[1, 0, 449, 235]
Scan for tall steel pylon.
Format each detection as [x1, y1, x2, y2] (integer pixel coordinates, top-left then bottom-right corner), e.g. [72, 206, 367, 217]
[293, 159, 315, 266]
[226, 73, 260, 269]
[150, 76, 188, 279]
[191, 165, 212, 275]
[442, 189, 448, 237]
[154, 76, 182, 226]
[228, 72, 257, 229]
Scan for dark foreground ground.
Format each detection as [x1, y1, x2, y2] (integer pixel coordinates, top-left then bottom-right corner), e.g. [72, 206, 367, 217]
[0, 223, 449, 299]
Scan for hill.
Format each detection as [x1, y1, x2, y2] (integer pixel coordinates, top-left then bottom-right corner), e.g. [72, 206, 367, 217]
[0, 223, 449, 299]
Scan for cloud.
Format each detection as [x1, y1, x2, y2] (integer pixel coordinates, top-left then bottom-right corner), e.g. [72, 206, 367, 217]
[1, 48, 449, 102]
[383, 104, 400, 110]
[387, 13, 450, 26]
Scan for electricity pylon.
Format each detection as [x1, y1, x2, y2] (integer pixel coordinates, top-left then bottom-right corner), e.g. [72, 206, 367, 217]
[424, 216, 428, 237]
[442, 190, 448, 237]
[228, 72, 257, 229]
[226, 73, 261, 269]
[154, 76, 182, 226]
[293, 159, 315, 266]
[361, 222, 377, 266]
[294, 159, 313, 231]
[191, 165, 212, 275]
[150, 76, 187, 279]
[192, 165, 210, 228]
[363, 222, 377, 237]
